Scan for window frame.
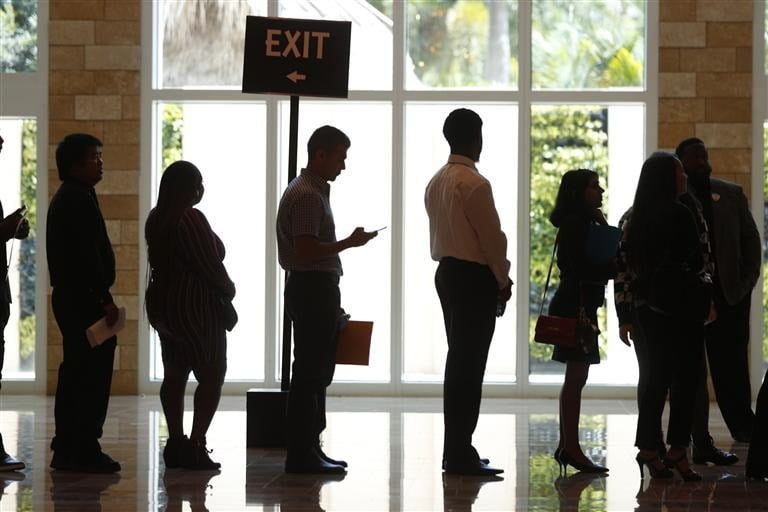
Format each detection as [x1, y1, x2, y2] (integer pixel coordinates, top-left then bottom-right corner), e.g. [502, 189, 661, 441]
[139, 0, 660, 397]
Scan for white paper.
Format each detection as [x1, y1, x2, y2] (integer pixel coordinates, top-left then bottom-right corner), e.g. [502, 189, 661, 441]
[86, 307, 127, 347]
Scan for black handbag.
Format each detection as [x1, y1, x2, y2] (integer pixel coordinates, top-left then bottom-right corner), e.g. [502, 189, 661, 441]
[218, 296, 238, 332]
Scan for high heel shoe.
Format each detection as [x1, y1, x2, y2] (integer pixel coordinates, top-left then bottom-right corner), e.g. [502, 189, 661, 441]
[635, 453, 673, 479]
[558, 449, 608, 473]
[183, 437, 221, 471]
[663, 452, 701, 482]
[553, 448, 564, 475]
[163, 435, 189, 469]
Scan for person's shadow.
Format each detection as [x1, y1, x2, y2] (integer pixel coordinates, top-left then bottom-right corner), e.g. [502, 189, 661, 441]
[442, 472, 504, 512]
[245, 459, 346, 512]
[161, 469, 220, 512]
[50, 470, 121, 512]
[553, 472, 604, 511]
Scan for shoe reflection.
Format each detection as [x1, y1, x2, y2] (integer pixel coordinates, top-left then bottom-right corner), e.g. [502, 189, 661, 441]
[245, 460, 346, 512]
[161, 469, 220, 512]
[442, 472, 504, 511]
[49, 470, 121, 512]
[635, 473, 743, 512]
[554, 472, 604, 511]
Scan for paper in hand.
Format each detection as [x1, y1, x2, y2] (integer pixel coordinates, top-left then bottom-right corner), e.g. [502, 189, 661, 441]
[86, 307, 127, 347]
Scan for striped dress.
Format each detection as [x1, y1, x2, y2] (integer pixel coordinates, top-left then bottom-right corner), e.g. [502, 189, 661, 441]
[145, 208, 235, 367]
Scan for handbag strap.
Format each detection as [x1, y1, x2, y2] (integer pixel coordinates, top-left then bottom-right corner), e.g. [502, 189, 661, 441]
[538, 232, 559, 316]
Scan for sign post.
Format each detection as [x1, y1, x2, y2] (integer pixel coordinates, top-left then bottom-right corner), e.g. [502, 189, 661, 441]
[242, 16, 351, 447]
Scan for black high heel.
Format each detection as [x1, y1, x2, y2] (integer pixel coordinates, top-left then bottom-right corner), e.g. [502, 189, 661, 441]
[663, 452, 701, 482]
[554, 448, 564, 475]
[558, 450, 608, 473]
[635, 453, 673, 479]
[163, 435, 189, 469]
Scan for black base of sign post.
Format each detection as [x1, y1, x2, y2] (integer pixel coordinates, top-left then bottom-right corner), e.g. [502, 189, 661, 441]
[246, 389, 288, 448]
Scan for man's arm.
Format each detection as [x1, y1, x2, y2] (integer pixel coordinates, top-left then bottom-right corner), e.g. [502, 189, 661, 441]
[736, 189, 762, 291]
[464, 181, 511, 289]
[294, 228, 376, 265]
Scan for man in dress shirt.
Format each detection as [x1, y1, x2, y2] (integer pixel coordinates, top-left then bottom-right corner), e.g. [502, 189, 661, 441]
[0, 134, 29, 472]
[675, 138, 761, 445]
[425, 109, 512, 475]
[47, 133, 120, 473]
[276, 125, 377, 474]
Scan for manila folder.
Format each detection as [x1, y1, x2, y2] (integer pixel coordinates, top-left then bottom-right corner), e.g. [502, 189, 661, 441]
[336, 320, 373, 365]
[86, 307, 127, 348]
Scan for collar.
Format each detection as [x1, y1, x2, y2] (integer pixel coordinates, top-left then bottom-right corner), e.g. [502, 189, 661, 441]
[446, 154, 478, 171]
[300, 168, 330, 195]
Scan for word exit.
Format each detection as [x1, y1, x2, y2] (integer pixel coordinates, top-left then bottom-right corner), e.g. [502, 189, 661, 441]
[265, 30, 331, 60]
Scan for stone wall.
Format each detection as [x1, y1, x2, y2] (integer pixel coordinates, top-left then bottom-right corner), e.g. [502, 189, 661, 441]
[659, 0, 753, 195]
[47, 0, 140, 394]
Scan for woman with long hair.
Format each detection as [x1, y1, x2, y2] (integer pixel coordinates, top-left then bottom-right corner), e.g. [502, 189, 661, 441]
[145, 160, 236, 470]
[548, 169, 615, 473]
[625, 152, 706, 481]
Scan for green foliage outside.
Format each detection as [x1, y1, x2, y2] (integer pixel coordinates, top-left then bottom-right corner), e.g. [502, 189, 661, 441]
[0, 0, 37, 72]
[529, 107, 609, 371]
[162, 104, 184, 171]
[531, 0, 644, 89]
[19, 119, 36, 364]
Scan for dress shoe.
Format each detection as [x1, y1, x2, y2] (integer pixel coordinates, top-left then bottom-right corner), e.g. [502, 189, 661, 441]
[73, 451, 122, 474]
[163, 435, 189, 469]
[692, 437, 738, 465]
[558, 450, 608, 474]
[285, 450, 346, 474]
[0, 452, 25, 472]
[315, 445, 347, 468]
[443, 460, 504, 476]
[441, 456, 490, 470]
[184, 437, 220, 471]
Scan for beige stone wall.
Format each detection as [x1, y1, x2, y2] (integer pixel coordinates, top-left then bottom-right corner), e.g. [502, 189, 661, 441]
[659, 0, 753, 194]
[47, 0, 140, 394]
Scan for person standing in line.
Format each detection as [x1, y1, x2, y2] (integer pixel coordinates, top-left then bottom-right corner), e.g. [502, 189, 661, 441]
[675, 138, 761, 445]
[145, 160, 236, 470]
[276, 125, 378, 474]
[0, 134, 29, 472]
[548, 169, 615, 474]
[47, 133, 120, 473]
[425, 108, 512, 476]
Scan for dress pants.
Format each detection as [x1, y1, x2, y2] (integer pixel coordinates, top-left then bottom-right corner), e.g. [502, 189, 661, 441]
[435, 258, 497, 465]
[635, 306, 703, 449]
[50, 287, 116, 457]
[0, 300, 9, 455]
[705, 291, 754, 437]
[284, 271, 340, 456]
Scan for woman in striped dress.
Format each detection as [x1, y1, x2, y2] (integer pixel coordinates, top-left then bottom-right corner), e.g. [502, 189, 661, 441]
[145, 160, 236, 470]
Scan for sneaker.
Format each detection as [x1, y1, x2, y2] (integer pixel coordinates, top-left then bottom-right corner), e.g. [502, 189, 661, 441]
[0, 452, 25, 472]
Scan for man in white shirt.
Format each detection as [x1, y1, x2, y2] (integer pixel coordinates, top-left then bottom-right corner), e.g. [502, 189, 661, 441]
[425, 108, 512, 476]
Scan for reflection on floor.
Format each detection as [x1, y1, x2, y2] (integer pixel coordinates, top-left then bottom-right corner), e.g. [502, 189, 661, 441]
[0, 396, 765, 511]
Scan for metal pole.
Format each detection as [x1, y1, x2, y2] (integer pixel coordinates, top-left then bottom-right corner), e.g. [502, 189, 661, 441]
[281, 95, 299, 391]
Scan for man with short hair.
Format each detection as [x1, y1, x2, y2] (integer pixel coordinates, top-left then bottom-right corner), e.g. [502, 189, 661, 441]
[675, 138, 761, 449]
[0, 134, 29, 472]
[47, 133, 120, 473]
[276, 125, 377, 474]
[425, 109, 512, 475]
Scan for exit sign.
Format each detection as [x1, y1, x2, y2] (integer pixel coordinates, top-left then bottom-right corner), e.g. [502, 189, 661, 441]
[242, 16, 351, 98]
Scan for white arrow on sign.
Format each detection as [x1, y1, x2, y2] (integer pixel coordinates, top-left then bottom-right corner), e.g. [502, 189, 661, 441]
[287, 71, 306, 83]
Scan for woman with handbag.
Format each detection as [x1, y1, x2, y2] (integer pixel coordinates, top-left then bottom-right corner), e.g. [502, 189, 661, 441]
[625, 152, 708, 481]
[548, 169, 615, 473]
[145, 160, 237, 470]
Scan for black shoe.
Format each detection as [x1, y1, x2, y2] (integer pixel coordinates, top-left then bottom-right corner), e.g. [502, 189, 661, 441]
[444, 460, 504, 476]
[163, 435, 189, 469]
[558, 450, 608, 474]
[73, 451, 121, 474]
[50, 451, 74, 471]
[0, 452, 25, 472]
[441, 456, 490, 470]
[315, 445, 347, 468]
[285, 450, 346, 475]
[692, 438, 738, 466]
[184, 437, 221, 471]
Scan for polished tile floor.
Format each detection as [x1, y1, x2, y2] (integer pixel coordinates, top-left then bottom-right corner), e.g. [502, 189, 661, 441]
[0, 395, 765, 511]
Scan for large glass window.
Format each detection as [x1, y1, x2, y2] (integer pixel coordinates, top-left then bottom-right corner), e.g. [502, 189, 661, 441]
[0, 118, 37, 380]
[146, 1, 654, 393]
[0, 0, 38, 73]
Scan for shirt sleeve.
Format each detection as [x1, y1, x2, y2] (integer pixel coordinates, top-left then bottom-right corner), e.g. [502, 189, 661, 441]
[464, 181, 511, 288]
[179, 209, 236, 299]
[613, 211, 634, 325]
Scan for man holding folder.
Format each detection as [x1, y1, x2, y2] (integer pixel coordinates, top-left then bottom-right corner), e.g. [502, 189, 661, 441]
[276, 125, 377, 474]
[425, 109, 512, 475]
